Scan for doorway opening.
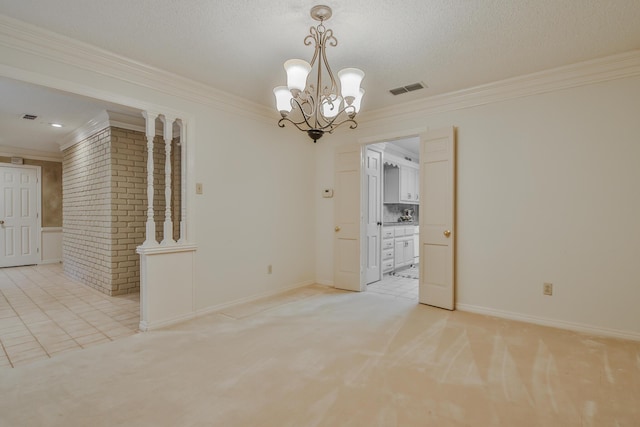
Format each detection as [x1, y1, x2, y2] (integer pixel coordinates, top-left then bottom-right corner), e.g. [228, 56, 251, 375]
[363, 137, 420, 301]
[331, 127, 456, 309]
[0, 76, 150, 366]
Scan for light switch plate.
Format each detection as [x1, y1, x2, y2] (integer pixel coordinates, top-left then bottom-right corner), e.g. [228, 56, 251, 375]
[196, 183, 203, 194]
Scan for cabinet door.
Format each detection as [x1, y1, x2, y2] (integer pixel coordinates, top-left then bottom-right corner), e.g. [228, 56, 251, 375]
[399, 167, 413, 203]
[405, 236, 415, 264]
[383, 165, 400, 203]
[399, 166, 419, 204]
[394, 240, 405, 267]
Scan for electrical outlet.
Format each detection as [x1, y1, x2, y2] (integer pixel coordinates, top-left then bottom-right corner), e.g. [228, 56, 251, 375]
[267, 265, 272, 274]
[543, 282, 553, 296]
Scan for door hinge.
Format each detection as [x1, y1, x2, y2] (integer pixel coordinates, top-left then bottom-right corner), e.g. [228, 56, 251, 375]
[37, 247, 40, 253]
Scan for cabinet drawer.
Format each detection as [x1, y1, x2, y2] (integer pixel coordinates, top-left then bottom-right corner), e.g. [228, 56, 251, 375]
[382, 249, 394, 260]
[404, 226, 415, 236]
[382, 239, 394, 250]
[394, 227, 406, 237]
[382, 229, 394, 239]
[382, 259, 394, 272]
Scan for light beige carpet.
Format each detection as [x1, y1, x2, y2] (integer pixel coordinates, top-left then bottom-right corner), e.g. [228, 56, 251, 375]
[0, 284, 638, 426]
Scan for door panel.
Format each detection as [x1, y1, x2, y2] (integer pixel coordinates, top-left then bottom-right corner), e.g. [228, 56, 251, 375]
[419, 127, 456, 310]
[365, 148, 382, 284]
[334, 146, 363, 291]
[0, 165, 40, 267]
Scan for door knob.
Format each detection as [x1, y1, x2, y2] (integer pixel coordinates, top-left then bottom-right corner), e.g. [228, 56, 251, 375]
[443, 230, 451, 238]
[0, 220, 4, 225]
[376, 221, 382, 226]
[335, 226, 341, 232]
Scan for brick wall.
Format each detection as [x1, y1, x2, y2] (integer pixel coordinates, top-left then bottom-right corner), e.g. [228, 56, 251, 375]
[110, 128, 147, 294]
[62, 127, 113, 294]
[62, 126, 181, 296]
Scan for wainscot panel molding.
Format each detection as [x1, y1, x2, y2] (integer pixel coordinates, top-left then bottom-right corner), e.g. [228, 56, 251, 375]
[40, 227, 62, 264]
[137, 244, 198, 331]
[457, 303, 640, 342]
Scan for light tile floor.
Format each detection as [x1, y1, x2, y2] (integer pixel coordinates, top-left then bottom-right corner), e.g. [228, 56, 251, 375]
[367, 266, 418, 299]
[0, 264, 139, 368]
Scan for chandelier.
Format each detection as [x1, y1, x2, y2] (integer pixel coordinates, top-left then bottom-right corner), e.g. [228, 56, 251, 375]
[273, 5, 365, 142]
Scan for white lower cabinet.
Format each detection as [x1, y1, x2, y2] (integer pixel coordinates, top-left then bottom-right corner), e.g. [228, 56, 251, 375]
[382, 225, 417, 274]
[382, 227, 395, 274]
[394, 237, 414, 269]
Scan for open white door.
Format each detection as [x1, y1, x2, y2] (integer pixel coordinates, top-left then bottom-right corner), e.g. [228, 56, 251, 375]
[334, 145, 363, 292]
[419, 127, 456, 309]
[364, 148, 382, 285]
[1, 164, 41, 267]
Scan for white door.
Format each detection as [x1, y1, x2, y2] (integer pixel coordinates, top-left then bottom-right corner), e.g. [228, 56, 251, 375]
[334, 145, 363, 292]
[419, 127, 456, 309]
[364, 148, 382, 284]
[0, 165, 40, 267]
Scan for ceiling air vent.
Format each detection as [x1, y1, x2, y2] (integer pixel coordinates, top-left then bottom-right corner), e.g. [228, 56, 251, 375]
[389, 82, 427, 96]
[22, 114, 38, 120]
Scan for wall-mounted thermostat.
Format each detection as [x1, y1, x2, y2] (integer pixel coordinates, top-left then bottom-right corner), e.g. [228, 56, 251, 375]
[322, 189, 333, 198]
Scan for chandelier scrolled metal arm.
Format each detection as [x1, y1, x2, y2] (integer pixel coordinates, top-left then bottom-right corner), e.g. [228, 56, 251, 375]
[274, 5, 365, 143]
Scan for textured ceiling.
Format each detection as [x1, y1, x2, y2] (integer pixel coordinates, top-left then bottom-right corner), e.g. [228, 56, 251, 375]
[1, 0, 640, 151]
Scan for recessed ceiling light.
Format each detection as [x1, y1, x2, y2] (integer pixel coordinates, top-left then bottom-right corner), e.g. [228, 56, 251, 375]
[50, 123, 63, 128]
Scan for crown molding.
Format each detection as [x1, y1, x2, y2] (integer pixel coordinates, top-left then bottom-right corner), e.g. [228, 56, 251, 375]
[58, 110, 110, 151]
[361, 50, 640, 124]
[0, 144, 62, 162]
[2, 15, 639, 129]
[0, 14, 275, 124]
[58, 110, 177, 151]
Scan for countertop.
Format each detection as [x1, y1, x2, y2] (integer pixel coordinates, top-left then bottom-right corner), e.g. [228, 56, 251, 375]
[383, 222, 418, 226]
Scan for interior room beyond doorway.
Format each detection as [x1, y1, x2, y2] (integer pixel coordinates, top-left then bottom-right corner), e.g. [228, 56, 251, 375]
[365, 137, 420, 300]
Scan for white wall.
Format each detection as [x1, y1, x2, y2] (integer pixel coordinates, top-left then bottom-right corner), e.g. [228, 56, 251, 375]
[315, 76, 640, 337]
[0, 24, 316, 316]
[191, 109, 316, 310]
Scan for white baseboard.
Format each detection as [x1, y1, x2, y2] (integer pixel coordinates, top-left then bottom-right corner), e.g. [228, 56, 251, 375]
[315, 279, 334, 287]
[39, 259, 62, 265]
[139, 312, 197, 332]
[456, 303, 640, 342]
[139, 280, 316, 331]
[195, 279, 316, 318]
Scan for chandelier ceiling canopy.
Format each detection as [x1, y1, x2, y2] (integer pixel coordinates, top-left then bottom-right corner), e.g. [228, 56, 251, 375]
[274, 5, 365, 142]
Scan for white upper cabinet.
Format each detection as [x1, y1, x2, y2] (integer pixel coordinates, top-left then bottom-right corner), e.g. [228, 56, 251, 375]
[383, 154, 419, 205]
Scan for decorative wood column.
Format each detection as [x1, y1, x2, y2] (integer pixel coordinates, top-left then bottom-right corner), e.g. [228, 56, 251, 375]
[160, 115, 176, 245]
[141, 111, 159, 247]
[177, 119, 187, 244]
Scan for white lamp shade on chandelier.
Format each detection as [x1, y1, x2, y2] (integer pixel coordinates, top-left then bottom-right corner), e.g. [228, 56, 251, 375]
[337, 68, 365, 105]
[274, 5, 365, 142]
[284, 59, 312, 94]
[322, 95, 342, 118]
[273, 86, 293, 114]
[352, 88, 365, 113]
